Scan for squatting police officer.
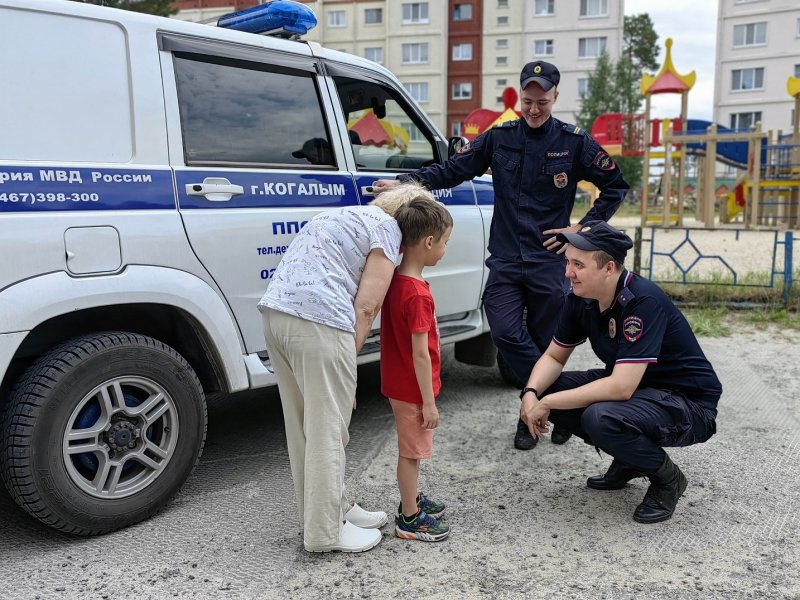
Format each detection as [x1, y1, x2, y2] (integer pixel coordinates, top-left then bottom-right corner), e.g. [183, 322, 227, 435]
[520, 222, 722, 523]
[373, 61, 629, 451]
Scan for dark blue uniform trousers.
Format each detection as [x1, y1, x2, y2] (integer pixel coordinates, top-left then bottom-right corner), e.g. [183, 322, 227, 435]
[483, 257, 568, 384]
[545, 370, 717, 473]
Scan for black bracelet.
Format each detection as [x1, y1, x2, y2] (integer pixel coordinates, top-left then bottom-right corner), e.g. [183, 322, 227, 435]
[519, 387, 540, 400]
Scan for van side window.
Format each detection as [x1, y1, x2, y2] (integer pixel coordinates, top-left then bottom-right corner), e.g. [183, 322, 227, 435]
[174, 55, 335, 168]
[332, 75, 435, 171]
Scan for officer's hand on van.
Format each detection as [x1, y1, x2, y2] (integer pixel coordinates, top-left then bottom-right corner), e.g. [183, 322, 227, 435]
[543, 223, 582, 254]
[371, 179, 400, 195]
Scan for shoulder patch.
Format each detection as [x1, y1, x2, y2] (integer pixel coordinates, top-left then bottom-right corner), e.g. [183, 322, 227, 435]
[562, 123, 583, 136]
[622, 316, 644, 342]
[593, 150, 616, 171]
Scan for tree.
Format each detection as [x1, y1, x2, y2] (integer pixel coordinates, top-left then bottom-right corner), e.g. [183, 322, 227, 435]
[68, 0, 177, 17]
[574, 14, 660, 191]
[623, 14, 660, 73]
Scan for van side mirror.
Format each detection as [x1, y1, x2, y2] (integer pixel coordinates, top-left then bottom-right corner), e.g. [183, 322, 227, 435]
[371, 97, 386, 119]
[447, 136, 470, 158]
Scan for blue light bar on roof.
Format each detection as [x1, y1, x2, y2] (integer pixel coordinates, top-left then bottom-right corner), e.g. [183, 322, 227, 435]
[217, 0, 317, 36]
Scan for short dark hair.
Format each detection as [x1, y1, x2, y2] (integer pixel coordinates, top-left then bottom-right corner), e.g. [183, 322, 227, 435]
[592, 250, 623, 270]
[394, 197, 453, 246]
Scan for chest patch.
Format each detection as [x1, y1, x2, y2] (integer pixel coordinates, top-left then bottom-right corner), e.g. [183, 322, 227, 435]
[553, 172, 568, 188]
[547, 150, 570, 159]
[622, 316, 643, 342]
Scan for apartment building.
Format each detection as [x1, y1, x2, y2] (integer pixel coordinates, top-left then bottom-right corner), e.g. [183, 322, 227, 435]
[715, 0, 800, 134]
[171, 0, 624, 135]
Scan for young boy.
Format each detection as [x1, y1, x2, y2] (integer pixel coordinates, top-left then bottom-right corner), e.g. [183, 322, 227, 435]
[380, 193, 454, 542]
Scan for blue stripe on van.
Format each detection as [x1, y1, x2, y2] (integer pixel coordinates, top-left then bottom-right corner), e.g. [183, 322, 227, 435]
[0, 167, 175, 212]
[473, 178, 495, 205]
[176, 171, 358, 209]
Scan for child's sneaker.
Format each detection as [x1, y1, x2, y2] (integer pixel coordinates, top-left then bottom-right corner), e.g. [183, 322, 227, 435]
[395, 511, 450, 542]
[396, 492, 446, 518]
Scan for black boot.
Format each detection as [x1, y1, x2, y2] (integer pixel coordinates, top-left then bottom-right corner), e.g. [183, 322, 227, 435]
[550, 426, 572, 445]
[633, 456, 688, 524]
[514, 418, 538, 450]
[587, 459, 643, 490]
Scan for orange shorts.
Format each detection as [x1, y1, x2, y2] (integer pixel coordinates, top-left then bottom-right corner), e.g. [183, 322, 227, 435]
[389, 398, 433, 459]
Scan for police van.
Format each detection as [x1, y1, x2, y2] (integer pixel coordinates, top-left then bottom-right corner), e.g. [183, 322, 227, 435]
[0, 0, 497, 534]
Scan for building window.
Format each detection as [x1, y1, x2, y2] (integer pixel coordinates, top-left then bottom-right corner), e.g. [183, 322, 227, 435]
[364, 47, 383, 64]
[497, 16, 509, 25]
[401, 121, 425, 142]
[534, 39, 554, 57]
[732, 67, 764, 91]
[733, 22, 766, 47]
[797, 18, 800, 36]
[451, 121, 463, 136]
[364, 8, 382, 25]
[496, 39, 508, 49]
[579, 36, 607, 58]
[730, 111, 762, 130]
[452, 82, 473, 99]
[453, 4, 472, 20]
[402, 43, 429, 64]
[535, 0, 554, 16]
[496, 56, 508, 66]
[795, 64, 800, 78]
[452, 43, 473, 61]
[498, 0, 508, 6]
[328, 10, 346, 27]
[404, 82, 429, 103]
[402, 3, 429, 24]
[580, 0, 608, 17]
[578, 78, 589, 98]
[496, 78, 507, 86]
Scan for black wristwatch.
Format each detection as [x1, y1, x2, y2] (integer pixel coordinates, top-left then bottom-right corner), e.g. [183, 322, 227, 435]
[519, 387, 539, 400]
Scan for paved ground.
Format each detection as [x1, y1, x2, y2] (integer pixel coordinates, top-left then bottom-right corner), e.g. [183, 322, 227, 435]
[1, 328, 799, 600]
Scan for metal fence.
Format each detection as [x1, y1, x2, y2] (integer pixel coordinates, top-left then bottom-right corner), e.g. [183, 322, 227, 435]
[630, 226, 795, 305]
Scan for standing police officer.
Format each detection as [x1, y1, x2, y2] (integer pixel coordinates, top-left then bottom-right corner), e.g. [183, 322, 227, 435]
[373, 61, 629, 451]
[520, 221, 722, 523]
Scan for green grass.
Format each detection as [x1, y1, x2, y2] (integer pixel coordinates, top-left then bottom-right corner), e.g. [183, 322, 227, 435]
[650, 269, 799, 336]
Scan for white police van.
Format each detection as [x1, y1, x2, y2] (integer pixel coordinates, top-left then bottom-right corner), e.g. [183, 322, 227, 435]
[0, 0, 497, 534]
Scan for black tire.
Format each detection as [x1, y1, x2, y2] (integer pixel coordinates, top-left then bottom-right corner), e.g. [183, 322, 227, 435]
[496, 351, 524, 388]
[0, 332, 207, 536]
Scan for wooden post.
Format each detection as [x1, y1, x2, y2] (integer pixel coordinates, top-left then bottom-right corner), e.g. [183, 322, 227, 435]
[704, 123, 717, 227]
[677, 91, 688, 226]
[751, 122, 763, 226]
[641, 95, 652, 227]
[663, 130, 673, 227]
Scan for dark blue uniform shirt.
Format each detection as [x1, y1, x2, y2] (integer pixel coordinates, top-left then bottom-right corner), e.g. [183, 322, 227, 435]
[553, 270, 722, 411]
[399, 116, 629, 263]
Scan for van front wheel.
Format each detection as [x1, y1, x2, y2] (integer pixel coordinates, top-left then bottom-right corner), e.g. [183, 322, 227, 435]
[0, 332, 207, 536]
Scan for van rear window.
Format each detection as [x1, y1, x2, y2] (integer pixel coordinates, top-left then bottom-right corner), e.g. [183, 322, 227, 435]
[174, 55, 335, 168]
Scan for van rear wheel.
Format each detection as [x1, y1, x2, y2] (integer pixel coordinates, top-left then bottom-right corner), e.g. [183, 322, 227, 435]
[0, 332, 207, 536]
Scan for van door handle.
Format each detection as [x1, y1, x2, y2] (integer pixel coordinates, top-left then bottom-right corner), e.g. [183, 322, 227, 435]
[186, 177, 244, 201]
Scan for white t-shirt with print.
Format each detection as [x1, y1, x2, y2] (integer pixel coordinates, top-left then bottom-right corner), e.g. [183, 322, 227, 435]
[258, 205, 401, 332]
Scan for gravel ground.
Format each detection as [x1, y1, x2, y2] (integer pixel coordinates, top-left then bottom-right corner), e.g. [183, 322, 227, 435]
[1, 326, 798, 600]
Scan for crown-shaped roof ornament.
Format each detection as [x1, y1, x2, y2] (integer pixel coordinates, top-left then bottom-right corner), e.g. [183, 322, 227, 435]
[640, 38, 696, 96]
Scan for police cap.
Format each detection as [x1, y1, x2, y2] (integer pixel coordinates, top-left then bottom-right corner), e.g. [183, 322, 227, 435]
[520, 61, 560, 91]
[557, 220, 633, 264]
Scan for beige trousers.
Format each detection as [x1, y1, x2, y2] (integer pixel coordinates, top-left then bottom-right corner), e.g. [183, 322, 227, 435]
[262, 308, 355, 548]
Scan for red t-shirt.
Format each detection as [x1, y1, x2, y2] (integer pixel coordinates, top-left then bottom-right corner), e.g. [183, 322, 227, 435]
[380, 273, 441, 404]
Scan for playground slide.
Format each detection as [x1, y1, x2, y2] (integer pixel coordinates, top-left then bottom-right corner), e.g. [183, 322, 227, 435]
[683, 119, 761, 169]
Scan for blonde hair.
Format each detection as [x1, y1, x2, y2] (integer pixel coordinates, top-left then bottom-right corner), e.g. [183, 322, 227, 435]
[369, 182, 433, 217]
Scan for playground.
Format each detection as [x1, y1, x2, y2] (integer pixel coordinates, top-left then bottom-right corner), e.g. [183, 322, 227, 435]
[591, 38, 800, 231]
